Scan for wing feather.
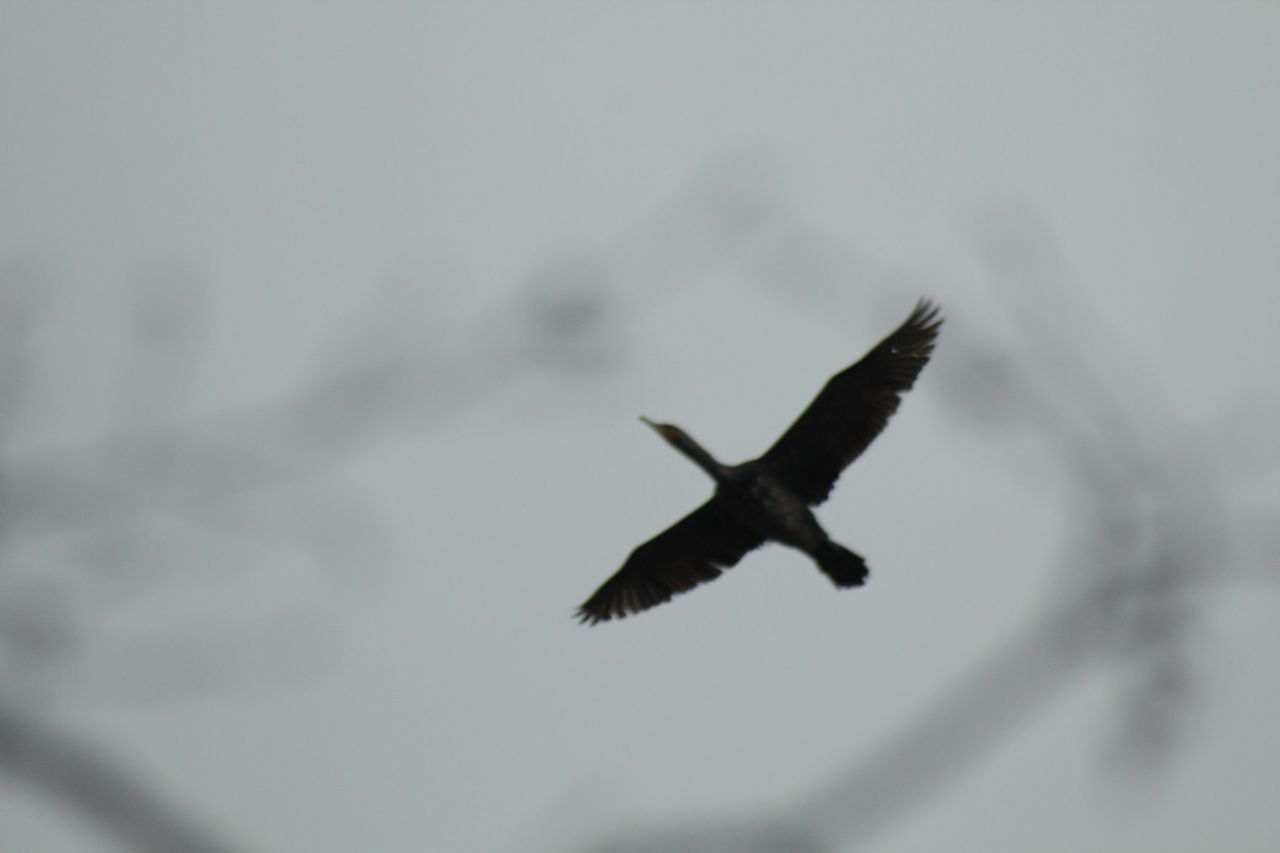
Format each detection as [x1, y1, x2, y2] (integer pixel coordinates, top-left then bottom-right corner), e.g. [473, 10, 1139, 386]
[576, 500, 764, 625]
[759, 299, 942, 505]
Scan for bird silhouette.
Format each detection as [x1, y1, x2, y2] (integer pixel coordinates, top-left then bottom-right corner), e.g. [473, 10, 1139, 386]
[576, 298, 942, 625]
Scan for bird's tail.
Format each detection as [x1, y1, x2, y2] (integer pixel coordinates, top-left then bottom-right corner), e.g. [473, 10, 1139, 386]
[813, 541, 868, 588]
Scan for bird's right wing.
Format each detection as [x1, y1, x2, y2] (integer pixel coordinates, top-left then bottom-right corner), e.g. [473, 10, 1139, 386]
[576, 500, 765, 625]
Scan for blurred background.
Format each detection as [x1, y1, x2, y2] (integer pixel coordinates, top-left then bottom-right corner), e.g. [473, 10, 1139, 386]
[3, 4, 1278, 852]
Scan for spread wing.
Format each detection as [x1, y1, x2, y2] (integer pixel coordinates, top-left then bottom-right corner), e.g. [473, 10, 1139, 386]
[759, 298, 942, 505]
[576, 500, 765, 625]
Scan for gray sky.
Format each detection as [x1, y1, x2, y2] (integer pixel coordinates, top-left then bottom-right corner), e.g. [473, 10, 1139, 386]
[3, 4, 1279, 852]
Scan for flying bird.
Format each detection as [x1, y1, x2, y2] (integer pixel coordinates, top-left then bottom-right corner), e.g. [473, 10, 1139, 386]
[576, 298, 942, 625]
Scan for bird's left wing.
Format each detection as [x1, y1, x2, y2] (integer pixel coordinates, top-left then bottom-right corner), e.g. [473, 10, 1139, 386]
[576, 500, 765, 625]
[759, 298, 942, 505]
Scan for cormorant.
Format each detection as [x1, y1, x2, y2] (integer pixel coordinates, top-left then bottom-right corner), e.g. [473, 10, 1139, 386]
[576, 298, 942, 625]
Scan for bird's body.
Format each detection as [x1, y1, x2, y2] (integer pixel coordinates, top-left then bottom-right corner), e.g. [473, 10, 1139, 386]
[715, 467, 822, 554]
[576, 299, 942, 624]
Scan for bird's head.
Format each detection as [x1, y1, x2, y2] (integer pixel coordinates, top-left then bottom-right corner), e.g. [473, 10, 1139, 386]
[637, 412, 691, 445]
[639, 416, 684, 444]
[639, 417, 724, 480]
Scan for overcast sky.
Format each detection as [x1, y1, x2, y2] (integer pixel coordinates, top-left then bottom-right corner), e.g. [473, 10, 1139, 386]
[3, 4, 1279, 852]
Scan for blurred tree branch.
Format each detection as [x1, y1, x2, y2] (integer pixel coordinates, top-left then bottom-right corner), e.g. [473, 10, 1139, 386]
[0, 160, 781, 851]
[579, 202, 1277, 851]
[0, 697, 241, 853]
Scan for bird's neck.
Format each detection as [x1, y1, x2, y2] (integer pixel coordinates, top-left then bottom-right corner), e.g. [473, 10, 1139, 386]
[669, 430, 728, 482]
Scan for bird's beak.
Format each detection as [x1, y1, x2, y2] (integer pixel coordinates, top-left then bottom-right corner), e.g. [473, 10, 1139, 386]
[639, 415, 659, 432]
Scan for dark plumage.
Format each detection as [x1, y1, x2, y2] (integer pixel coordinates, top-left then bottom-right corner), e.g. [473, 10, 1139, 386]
[576, 298, 942, 624]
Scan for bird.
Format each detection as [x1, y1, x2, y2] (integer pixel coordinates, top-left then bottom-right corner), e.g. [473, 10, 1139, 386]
[575, 298, 942, 625]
